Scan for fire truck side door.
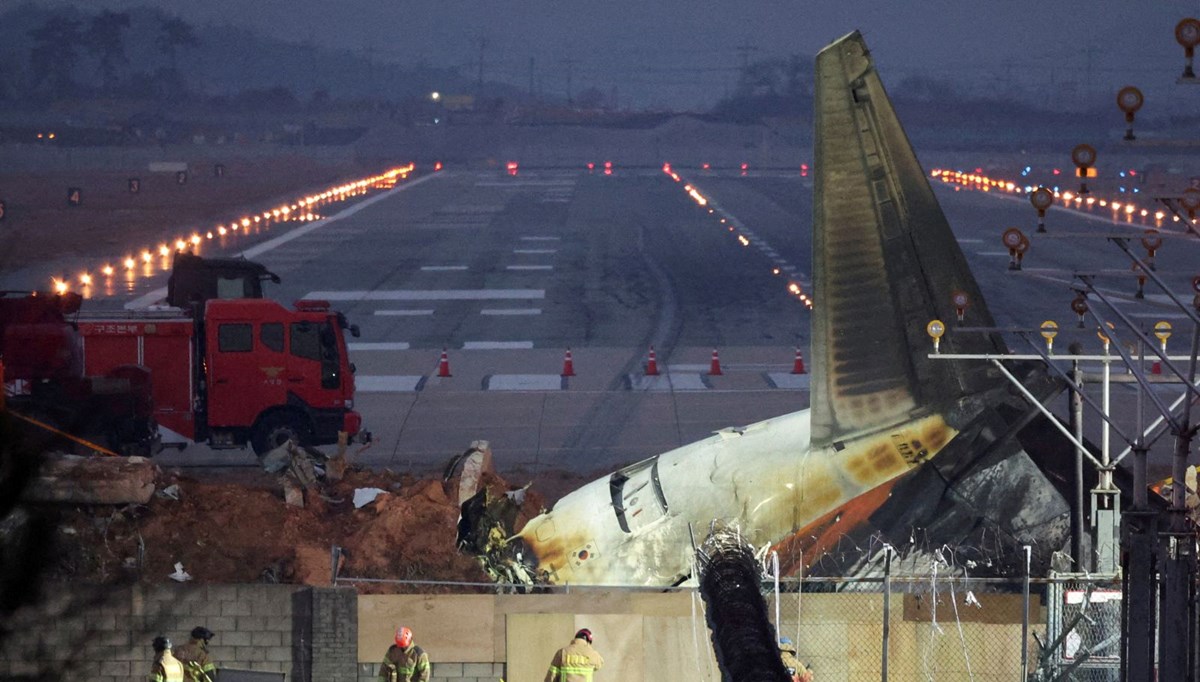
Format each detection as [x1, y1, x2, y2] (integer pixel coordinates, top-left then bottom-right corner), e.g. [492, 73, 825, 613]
[286, 320, 342, 410]
[206, 320, 285, 427]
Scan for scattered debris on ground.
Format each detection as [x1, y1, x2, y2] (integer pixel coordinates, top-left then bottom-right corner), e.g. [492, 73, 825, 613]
[24, 441, 584, 591]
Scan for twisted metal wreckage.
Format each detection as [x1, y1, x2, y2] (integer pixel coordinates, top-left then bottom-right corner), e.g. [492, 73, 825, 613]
[458, 31, 1117, 587]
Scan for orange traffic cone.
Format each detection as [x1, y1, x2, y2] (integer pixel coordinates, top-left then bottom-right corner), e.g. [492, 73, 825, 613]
[437, 348, 452, 377]
[561, 348, 576, 377]
[791, 348, 806, 374]
[709, 348, 723, 376]
[646, 346, 660, 376]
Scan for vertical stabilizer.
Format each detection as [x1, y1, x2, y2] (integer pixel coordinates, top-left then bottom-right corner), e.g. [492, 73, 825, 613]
[810, 31, 1006, 448]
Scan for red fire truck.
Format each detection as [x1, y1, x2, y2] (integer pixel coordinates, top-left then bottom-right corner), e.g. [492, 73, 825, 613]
[2, 257, 364, 455]
[78, 297, 362, 454]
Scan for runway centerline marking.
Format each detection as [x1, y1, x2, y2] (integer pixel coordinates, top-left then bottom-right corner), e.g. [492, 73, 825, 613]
[373, 309, 435, 316]
[305, 289, 545, 301]
[421, 265, 469, 271]
[485, 375, 564, 391]
[357, 375, 426, 392]
[463, 341, 534, 350]
[506, 265, 554, 271]
[520, 236, 561, 241]
[513, 249, 558, 254]
[349, 342, 412, 351]
[481, 308, 542, 316]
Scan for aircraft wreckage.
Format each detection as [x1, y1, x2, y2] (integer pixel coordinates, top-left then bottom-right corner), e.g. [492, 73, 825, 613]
[459, 31, 1094, 587]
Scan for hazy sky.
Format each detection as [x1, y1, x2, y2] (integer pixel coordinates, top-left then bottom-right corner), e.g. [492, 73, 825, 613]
[24, 0, 1200, 109]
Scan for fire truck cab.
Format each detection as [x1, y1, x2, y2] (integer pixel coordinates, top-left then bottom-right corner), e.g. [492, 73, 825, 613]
[79, 298, 361, 454]
[203, 298, 360, 453]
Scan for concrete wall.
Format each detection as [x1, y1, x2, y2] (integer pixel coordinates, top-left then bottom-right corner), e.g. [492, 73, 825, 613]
[0, 584, 347, 682]
[355, 590, 1041, 682]
[0, 584, 1038, 682]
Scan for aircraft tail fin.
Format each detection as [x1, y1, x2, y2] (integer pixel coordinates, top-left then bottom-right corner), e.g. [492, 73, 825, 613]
[810, 32, 1006, 448]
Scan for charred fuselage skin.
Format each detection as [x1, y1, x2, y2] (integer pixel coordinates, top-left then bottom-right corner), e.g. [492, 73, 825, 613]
[516, 410, 954, 585]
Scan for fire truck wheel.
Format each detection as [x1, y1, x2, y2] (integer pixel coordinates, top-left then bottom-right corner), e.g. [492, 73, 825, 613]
[251, 411, 313, 455]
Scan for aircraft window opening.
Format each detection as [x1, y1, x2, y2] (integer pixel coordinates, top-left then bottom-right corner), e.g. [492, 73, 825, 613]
[608, 457, 670, 534]
[608, 473, 632, 533]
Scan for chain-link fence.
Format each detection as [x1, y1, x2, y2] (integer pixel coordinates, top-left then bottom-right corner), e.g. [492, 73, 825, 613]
[333, 545, 1128, 681]
[763, 573, 1123, 682]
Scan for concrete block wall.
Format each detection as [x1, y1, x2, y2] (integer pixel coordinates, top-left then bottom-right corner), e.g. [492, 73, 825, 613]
[0, 583, 339, 682]
[357, 661, 506, 682]
[312, 587, 358, 682]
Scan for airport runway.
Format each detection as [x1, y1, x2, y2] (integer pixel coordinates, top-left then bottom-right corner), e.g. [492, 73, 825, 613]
[8, 166, 1198, 480]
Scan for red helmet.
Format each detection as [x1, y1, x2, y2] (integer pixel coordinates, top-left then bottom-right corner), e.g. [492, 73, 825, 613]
[395, 627, 413, 648]
[575, 628, 592, 644]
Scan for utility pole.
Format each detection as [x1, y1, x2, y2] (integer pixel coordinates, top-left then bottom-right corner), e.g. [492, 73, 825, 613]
[476, 36, 488, 98]
[560, 57, 578, 106]
[734, 40, 759, 93]
[735, 40, 759, 72]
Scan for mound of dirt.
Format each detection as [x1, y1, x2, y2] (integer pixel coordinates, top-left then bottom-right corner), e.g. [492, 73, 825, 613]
[42, 465, 565, 591]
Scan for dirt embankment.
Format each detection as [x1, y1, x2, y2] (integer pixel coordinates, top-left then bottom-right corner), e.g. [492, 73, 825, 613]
[45, 464, 579, 591]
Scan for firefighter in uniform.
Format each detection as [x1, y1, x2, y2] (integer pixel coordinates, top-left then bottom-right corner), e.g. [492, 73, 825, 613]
[149, 636, 185, 682]
[379, 626, 430, 682]
[544, 628, 604, 682]
[779, 637, 813, 682]
[174, 626, 217, 682]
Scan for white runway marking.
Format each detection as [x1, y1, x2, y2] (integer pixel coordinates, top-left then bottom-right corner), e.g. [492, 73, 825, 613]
[373, 310, 435, 316]
[628, 373, 709, 391]
[481, 308, 542, 316]
[506, 265, 554, 271]
[766, 373, 812, 389]
[357, 375, 426, 392]
[463, 341, 534, 350]
[975, 251, 1012, 257]
[485, 374, 564, 391]
[513, 249, 558, 254]
[348, 342, 412, 351]
[306, 289, 545, 301]
[421, 265, 469, 271]
[520, 236, 561, 241]
[957, 238, 984, 243]
[125, 172, 440, 309]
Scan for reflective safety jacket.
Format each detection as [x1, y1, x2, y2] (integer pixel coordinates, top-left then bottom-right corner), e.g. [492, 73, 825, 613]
[379, 644, 430, 682]
[174, 639, 216, 682]
[544, 637, 604, 682]
[150, 651, 186, 682]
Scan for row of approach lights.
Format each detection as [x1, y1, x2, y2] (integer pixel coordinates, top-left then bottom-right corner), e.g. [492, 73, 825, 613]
[921, 301, 1185, 355]
[50, 165, 414, 295]
[927, 316, 1178, 354]
[663, 162, 814, 309]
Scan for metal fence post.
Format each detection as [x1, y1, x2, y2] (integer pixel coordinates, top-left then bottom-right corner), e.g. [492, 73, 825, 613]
[882, 545, 892, 682]
[1021, 545, 1031, 682]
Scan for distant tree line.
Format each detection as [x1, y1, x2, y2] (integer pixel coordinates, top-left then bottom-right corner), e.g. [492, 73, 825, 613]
[14, 9, 199, 101]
